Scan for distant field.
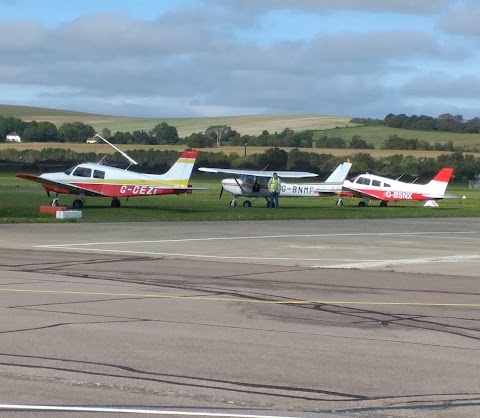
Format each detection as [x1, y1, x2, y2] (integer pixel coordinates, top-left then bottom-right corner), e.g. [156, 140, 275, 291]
[3, 104, 480, 149]
[0, 142, 472, 159]
[0, 104, 354, 136]
[317, 125, 480, 147]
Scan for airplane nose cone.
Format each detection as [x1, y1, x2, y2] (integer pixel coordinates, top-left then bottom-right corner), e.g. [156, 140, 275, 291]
[222, 178, 236, 193]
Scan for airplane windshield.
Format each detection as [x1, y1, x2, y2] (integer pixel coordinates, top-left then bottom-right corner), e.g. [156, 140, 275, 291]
[64, 167, 76, 175]
[239, 174, 255, 184]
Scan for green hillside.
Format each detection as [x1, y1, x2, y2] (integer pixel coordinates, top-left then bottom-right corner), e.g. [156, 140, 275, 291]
[0, 104, 354, 137]
[2, 104, 480, 148]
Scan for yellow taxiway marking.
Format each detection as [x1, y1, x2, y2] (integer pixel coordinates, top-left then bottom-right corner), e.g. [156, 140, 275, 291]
[0, 288, 479, 308]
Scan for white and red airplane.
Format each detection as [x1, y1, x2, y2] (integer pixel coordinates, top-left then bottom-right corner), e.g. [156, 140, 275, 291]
[17, 134, 202, 208]
[339, 167, 455, 207]
[199, 162, 352, 207]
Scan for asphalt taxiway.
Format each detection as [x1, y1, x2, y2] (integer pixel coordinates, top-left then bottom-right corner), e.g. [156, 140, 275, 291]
[0, 218, 479, 417]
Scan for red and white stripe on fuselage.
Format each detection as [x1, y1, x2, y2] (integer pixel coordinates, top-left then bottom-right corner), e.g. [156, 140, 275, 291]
[342, 168, 454, 202]
[44, 182, 188, 197]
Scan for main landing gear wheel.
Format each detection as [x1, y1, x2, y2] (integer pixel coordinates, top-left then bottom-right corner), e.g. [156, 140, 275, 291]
[380, 201, 388, 207]
[358, 201, 367, 207]
[243, 200, 252, 208]
[52, 198, 59, 207]
[230, 199, 237, 207]
[111, 198, 121, 208]
[336, 198, 343, 206]
[72, 199, 83, 209]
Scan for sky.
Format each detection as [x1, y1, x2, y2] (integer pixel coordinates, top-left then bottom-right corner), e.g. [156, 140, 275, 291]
[1, 0, 480, 119]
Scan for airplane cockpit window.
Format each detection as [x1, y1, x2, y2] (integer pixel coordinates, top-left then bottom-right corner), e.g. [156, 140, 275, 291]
[243, 175, 254, 185]
[64, 167, 75, 175]
[93, 170, 105, 179]
[357, 177, 370, 185]
[384, 182, 391, 187]
[348, 175, 358, 182]
[372, 179, 381, 187]
[72, 167, 92, 178]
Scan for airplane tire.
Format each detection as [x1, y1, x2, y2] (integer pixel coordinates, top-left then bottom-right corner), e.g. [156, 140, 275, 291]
[230, 200, 237, 207]
[243, 200, 252, 208]
[336, 199, 343, 206]
[72, 199, 83, 209]
[358, 201, 367, 207]
[111, 199, 121, 208]
[380, 201, 388, 207]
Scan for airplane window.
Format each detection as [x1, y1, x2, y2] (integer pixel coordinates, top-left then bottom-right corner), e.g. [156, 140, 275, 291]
[64, 167, 75, 175]
[349, 175, 358, 182]
[244, 175, 254, 185]
[357, 177, 368, 184]
[93, 170, 105, 179]
[73, 167, 92, 178]
[372, 180, 381, 187]
[384, 183, 391, 187]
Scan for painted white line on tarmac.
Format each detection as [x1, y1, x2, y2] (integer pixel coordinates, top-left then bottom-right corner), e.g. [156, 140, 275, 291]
[319, 254, 480, 269]
[0, 405, 303, 417]
[35, 230, 480, 248]
[33, 245, 380, 262]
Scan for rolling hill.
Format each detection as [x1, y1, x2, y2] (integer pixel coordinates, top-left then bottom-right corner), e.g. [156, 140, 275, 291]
[0, 104, 355, 137]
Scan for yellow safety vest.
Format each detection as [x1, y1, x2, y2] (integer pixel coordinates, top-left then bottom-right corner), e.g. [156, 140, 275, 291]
[269, 178, 280, 192]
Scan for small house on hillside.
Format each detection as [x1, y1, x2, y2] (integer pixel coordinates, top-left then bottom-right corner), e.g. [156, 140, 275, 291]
[6, 132, 21, 142]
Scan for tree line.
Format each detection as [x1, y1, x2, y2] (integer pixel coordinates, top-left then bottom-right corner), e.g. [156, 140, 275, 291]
[2, 147, 477, 182]
[351, 113, 480, 133]
[2, 112, 480, 152]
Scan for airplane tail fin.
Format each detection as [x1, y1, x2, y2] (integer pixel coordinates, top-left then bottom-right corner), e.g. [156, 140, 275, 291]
[162, 150, 199, 186]
[425, 168, 454, 195]
[325, 162, 353, 183]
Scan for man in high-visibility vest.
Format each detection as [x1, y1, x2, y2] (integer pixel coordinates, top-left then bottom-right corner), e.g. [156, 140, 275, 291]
[268, 172, 282, 208]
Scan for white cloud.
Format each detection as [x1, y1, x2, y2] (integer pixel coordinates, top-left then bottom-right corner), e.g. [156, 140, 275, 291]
[0, 1, 479, 118]
[439, 8, 480, 37]
[206, 0, 450, 15]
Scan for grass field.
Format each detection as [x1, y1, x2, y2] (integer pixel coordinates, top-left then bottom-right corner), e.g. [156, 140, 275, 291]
[1, 172, 477, 223]
[0, 104, 354, 137]
[0, 142, 473, 159]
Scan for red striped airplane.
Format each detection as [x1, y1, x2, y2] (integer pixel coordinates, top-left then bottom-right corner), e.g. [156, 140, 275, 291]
[339, 167, 455, 207]
[17, 134, 201, 208]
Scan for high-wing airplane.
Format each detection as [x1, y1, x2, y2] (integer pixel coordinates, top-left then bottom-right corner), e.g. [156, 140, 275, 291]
[198, 162, 352, 207]
[339, 167, 455, 207]
[17, 134, 202, 208]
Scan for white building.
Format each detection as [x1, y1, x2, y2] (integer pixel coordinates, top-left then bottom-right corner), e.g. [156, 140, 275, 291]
[6, 132, 21, 142]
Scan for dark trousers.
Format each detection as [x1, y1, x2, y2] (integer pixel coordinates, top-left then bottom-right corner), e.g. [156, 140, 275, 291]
[269, 192, 279, 208]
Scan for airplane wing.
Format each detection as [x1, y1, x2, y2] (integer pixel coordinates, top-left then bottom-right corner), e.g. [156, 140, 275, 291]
[17, 173, 208, 195]
[198, 167, 317, 178]
[16, 173, 107, 197]
[341, 185, 382, 200]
